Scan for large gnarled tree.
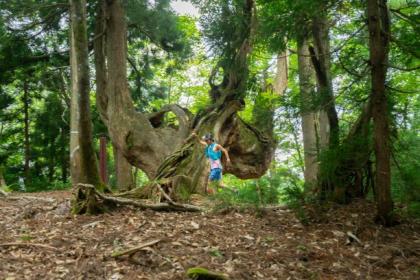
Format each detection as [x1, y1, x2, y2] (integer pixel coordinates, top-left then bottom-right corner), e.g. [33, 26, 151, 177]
[75, 0, 275, 211]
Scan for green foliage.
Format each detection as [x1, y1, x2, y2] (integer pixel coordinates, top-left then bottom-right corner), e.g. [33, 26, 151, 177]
[392, 118, 420, 217]
[127, 0, 194, 58]
[211, 176, 276, 209]
[211, 165, 303, 212]
[279, 182, 310, 224]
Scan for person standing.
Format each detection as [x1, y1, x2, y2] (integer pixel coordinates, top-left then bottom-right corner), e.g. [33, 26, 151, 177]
[192, 132, 231, 193]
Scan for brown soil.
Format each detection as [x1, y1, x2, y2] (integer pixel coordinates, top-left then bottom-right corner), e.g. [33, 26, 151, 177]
[0, 191, 419, 279]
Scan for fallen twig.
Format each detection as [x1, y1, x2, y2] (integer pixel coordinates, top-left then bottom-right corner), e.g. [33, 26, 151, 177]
[0, 242, 59, 252]
[346, 231, 362, 245]
[111, 239, 161, 258]
[82, 220, 103, 228]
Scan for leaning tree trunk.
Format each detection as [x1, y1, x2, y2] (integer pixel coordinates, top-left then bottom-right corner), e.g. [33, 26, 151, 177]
[91, 0, 274, 202]
[297, 36, 319, 191]
[367, 0, 394, 226]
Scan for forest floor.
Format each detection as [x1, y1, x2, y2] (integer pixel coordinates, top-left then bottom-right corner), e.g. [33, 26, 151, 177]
[0, 191, 419, 280]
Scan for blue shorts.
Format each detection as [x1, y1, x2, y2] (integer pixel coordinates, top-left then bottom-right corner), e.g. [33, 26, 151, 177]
[209, 168, 222, 181]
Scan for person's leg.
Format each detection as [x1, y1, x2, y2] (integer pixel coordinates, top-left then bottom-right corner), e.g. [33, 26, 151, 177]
[208, 168, 222, 194]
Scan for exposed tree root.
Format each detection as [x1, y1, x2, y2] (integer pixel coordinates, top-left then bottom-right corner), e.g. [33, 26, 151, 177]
[75, 184, 203, 213]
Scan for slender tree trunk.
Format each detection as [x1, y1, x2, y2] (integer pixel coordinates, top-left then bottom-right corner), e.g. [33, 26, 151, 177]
[69, 18, 81, 185]
[69, 0, 100, 186]
[57, 69, 70, 183]
[311, 13, 339, 148]
[48, 140, 55, 182]
[113, 143, 134, 190]
[273, 51, 288, 95]
[23, 80, 31, 187]
[367, 0, 393, 225]
[297, 36, 319, 190]
[0, 167, 6, 188]
[61, 127, 68, 183]
[93, 0, 108, 125]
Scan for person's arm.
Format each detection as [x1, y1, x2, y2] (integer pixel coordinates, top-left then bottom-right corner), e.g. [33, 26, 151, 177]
[215, 144, 231, 163]
[191, 132, 207, 146]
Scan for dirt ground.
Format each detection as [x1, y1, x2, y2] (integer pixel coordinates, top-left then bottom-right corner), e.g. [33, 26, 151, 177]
[0, 191, 419, 280]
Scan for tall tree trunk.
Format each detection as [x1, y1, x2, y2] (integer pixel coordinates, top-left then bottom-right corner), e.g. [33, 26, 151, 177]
[310, 13, 339, 148]
[69, 0, 100, 186]
[113, 143, 134, 190]
[69, 17, 81, 186]
[297, 36, 319, 190]
[23, 80, 31, 187]
[367, 0, 394, 225]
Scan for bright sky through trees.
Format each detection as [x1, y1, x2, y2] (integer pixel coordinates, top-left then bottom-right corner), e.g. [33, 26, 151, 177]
[171, 0, 199, 16]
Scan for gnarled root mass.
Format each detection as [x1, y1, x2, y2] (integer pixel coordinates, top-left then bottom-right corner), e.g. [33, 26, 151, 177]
[72, 183, 203, 214]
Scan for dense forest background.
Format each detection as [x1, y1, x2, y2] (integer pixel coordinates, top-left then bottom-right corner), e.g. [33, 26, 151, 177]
[0, 0, 419, 221]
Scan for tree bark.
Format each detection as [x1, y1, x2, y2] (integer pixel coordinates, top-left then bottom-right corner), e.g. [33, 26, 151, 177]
[113, 143, 134, 190]
[310, 13, 339, 148]
[69, 15, 81, 186]
[273, 51, 288, 95]
[0, 167, 6, 188]
[69, 0, 100, 186]
[60, 125, 68, 183]
[23, 80, 31, 187]
[297, 36, 319, 190]
[367, 0, 394, 225]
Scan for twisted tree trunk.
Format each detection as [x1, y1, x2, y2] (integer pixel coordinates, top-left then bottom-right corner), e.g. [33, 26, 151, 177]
[90, 0, 274, 204]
